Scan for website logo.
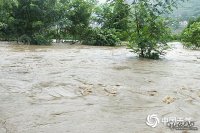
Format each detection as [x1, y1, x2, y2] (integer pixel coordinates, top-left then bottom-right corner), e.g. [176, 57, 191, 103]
[146, 114, 160, 128]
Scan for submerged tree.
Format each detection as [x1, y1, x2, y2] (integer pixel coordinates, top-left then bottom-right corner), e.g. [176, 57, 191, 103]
[128, 0, 186, 59]
[181, 17, 200, 49]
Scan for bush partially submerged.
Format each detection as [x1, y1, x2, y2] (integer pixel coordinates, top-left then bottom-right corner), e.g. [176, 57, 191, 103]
[19, 35, 32, 44]
[128, 17, 171, 59]
[82, 28, 120, 46]
[181, 22, 200, 49]
[19, 34, 51, 45]
[32, 34, 51, 45]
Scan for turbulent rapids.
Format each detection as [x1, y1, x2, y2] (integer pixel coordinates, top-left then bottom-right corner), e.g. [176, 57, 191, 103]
[0, 42, 200, 133]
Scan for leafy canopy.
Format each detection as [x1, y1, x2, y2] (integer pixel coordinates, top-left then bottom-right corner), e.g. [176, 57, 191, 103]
[182, 21, 200, 49]
[128, 0, 186, 59]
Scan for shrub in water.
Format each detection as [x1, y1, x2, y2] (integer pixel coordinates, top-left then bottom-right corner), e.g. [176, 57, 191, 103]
[19, 34, 51, 45]
[83, 28, 120, 46]
[182, 22, 200, 49]
[19, 34, 32, 44]
[32, 34, 51, 45]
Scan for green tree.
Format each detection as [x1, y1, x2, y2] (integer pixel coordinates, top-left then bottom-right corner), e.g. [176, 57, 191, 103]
[128, 0, 186, 59]
[0, 0, 17, 40]
[187, 17, 200, 28]
[49, 0, 71, 42]
[63, 0, 95, 42]
[82, 27, 120, 46]
[12, 0, 59, 44]
[182, 21, 200, 48]
[95, 0, 130, 40]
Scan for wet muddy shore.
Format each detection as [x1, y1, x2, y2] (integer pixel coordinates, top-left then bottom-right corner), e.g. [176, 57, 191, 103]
[0, 42, 200, 133]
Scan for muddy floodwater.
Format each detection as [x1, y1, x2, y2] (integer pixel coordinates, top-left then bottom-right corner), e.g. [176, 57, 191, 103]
[0, 42, 200, 133]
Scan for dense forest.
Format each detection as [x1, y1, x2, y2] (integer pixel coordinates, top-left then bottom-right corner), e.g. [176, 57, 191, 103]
[0, 0, 199, 59]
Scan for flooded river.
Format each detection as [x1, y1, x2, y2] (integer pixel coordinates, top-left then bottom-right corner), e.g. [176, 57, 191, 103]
[0, 42, 200, 133]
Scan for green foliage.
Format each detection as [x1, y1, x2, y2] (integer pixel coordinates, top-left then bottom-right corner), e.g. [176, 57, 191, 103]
[0, 0, 59, 44]
[187, 17, 200, 28]
[0, 0, 96, 44]
[116, 31, 130, 41]
[83, 28, 120, 46]
[19, 34, 31, 44]
[128, 0, 184, 59]
[12, 0, 58, 44]
[171, 34, 181, 41]
[0, 0, 17, 40]
[18, 34, 51, 45]
[32, 34, 51, 45]
[94, 0, 130, 41]
[0, 0, 189, 48]
[181, 22, 200, 48]
[63, 0, 94, 40]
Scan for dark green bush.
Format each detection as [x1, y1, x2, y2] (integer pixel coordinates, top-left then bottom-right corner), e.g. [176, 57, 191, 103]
[19, 34, 32, 44]
[82, 28, 120, 46]
[171, 34, 181, 41]
[19, 34, 51, 45]
[181, 22, 200, 48]
[32, 34, 51, 45]
[116, 31, 130, 41]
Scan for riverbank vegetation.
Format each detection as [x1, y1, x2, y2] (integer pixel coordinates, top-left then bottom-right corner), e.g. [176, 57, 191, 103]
[0, 0, 199, 59]
[181, 17, 200, 49]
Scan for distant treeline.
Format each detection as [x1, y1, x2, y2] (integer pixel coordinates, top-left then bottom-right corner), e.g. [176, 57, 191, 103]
[1, 0, 199, 59]
[0, 0, 130, 45]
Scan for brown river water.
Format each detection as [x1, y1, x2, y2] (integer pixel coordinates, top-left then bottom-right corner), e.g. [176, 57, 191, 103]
[0, 42, 200, 133]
